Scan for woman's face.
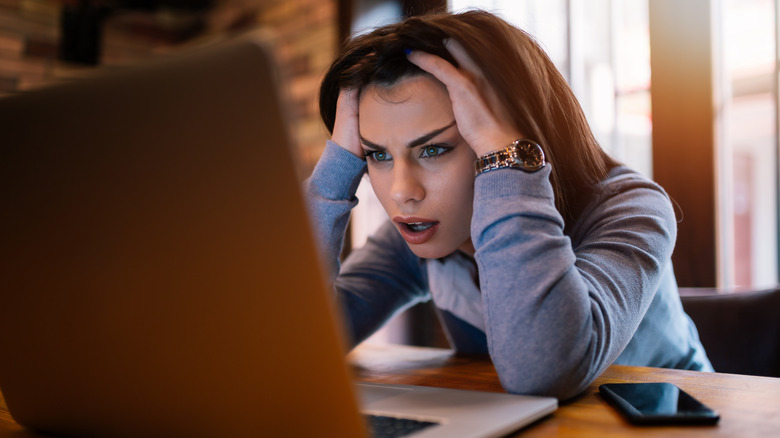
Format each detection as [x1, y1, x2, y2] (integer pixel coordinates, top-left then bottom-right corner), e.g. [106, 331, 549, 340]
[358, 75, 477, 259]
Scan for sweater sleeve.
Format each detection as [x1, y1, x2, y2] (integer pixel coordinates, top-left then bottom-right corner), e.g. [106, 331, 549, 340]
[472, 165, 677, 400]
[305, 141, 429, 347]
[305, 140, 366, 283]
[335, 221, 430, 346]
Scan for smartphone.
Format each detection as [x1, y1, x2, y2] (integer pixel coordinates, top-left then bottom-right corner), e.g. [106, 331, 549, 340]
[599, 382, 720, 425]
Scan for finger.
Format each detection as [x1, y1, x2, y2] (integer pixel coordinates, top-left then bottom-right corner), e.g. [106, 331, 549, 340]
[331, 88, 362, 157]
[444, 39, 516, 136]
[443, 38, 484, 81]
[406, 49, 469, 90]
[337, 87, 358, 117]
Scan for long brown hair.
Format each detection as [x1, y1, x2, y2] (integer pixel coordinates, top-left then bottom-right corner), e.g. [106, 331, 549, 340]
[319, 10, 618, 227]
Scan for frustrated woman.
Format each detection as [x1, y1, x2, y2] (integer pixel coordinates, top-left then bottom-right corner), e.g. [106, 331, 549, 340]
[306, 10, 712, 399]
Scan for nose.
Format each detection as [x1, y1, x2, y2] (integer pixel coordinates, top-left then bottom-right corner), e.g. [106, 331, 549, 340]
[390, 160, 425, 205]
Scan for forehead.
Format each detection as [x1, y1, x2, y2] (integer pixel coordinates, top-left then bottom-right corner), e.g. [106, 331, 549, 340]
[358, 75, 454, 143]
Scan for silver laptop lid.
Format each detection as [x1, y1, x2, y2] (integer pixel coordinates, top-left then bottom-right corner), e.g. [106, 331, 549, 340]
[0, 31, 366, 438]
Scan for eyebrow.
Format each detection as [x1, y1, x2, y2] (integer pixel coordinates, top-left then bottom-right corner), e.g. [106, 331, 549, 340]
[360, 120, 457, 150]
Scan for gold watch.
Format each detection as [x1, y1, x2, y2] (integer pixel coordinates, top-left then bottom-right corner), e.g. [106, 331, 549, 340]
[474, 139, 546, 176]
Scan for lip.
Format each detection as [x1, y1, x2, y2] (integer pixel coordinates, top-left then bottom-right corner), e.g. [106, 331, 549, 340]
[393, 216, 440, 245]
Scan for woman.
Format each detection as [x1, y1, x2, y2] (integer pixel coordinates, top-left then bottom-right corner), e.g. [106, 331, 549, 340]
[306, 10, 712, 399]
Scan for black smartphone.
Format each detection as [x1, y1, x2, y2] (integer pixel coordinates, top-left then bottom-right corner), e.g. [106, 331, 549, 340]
[599, 382, 720, 425]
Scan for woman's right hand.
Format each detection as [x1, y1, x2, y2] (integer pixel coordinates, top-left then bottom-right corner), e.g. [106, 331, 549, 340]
[331, 88, 363, 158]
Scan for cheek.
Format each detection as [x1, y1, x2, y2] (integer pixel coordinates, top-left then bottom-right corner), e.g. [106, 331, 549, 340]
[446, 155, 476, 196]
[429, 163, 475, 212]
[449, 161, 477, 220]
[366, 170, 394, 208]
[453, 178, 475, 217]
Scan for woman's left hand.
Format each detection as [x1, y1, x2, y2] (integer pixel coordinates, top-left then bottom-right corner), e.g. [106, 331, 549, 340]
[406, 39, 522, 157]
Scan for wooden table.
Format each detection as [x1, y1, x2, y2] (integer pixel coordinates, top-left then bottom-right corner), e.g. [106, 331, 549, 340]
[2, 343, 779, 437]
[349, 344, 780, 437]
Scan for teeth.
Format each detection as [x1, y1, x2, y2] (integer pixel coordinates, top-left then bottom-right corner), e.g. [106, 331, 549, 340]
[407, 222, 433, 232]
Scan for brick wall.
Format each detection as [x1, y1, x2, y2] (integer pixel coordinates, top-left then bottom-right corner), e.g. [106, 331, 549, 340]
[255, 0, 338, 171]
[0, 0, 337, 171]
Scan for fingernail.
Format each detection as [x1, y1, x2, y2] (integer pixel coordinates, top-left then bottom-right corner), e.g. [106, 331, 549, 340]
[403, 48, 413, 55]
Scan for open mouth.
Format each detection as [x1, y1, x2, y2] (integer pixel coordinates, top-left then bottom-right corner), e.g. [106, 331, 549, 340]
[394, 217, 440, 245]
[404, 221, 437, 232]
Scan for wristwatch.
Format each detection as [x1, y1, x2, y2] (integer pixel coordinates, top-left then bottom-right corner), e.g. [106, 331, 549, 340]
[474, 139, 546, 176]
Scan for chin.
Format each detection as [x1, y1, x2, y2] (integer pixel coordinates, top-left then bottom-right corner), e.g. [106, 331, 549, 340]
[406, 243, 456, 260]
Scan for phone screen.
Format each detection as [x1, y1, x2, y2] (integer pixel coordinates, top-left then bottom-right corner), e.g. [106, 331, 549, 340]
[599, 382, 720, 425]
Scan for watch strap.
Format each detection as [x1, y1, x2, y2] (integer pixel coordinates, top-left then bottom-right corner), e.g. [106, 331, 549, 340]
[474, 139, 545, 176]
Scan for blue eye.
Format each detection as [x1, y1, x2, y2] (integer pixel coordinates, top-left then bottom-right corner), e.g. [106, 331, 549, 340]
[420, 145, 449, 158]
[364, 150, 391, 162]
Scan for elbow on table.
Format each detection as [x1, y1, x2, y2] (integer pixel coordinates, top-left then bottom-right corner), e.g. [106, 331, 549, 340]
[496, 361, 595, 401]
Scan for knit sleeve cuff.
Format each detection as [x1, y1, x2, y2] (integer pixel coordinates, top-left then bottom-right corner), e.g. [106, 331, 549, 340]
[474, 165, 555, 201]
[309, 140, 367, 200]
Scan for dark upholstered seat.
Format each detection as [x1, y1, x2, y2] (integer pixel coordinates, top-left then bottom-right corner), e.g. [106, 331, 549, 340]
[679, 286, 780, 377]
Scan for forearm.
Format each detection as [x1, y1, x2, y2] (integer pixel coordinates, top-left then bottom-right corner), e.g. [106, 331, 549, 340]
[304, 140, 366, 283]
[305, 142, 430, 347]
[472, 166, 675, 399]
[335, 222, 430, 347]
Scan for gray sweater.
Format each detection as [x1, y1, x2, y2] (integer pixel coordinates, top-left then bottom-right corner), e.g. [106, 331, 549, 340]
[306, 141, 712, 399]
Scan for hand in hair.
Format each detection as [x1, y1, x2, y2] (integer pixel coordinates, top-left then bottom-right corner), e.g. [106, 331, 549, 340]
[331, 88, 363, 158]
[406, 39, 522, 157]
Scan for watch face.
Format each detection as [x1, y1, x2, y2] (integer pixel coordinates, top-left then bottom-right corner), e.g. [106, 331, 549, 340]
[511, 140, 545, 172]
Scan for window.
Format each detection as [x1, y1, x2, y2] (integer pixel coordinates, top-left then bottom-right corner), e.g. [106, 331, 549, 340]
[718, 0, 779, 287]
[452, 0, 779, 288]
[450, 0, 653, 176]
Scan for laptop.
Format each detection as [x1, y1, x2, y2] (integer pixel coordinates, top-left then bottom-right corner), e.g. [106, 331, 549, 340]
[0, 31, 556, 438]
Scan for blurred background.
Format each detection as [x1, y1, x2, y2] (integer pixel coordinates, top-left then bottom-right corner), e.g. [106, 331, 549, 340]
[1, 0, 778, 345]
